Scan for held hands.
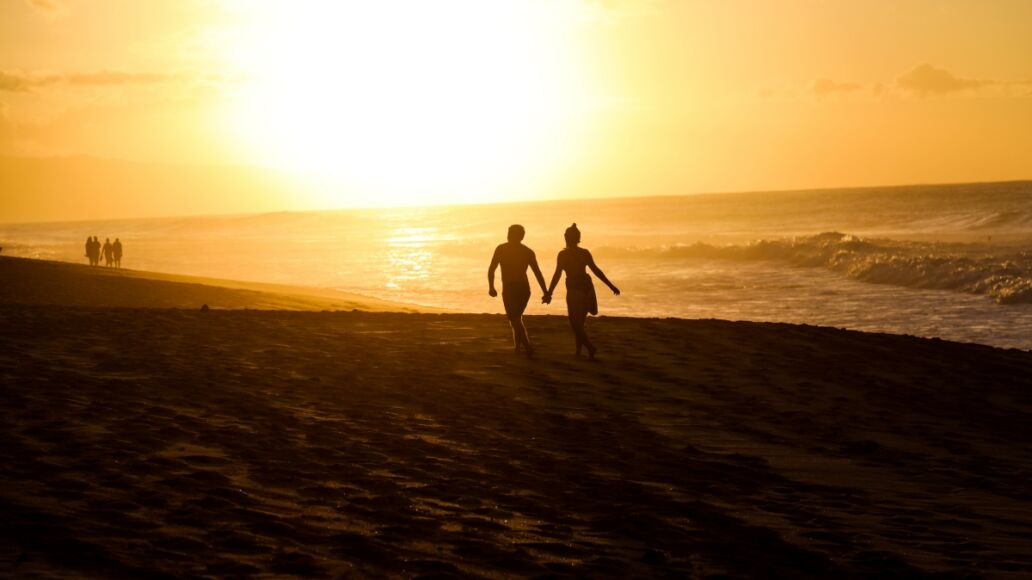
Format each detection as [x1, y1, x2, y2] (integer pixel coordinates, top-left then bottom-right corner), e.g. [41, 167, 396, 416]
[541, 292, 552, 305]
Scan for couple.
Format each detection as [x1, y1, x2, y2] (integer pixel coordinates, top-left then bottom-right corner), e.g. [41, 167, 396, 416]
[488, 223, 620, 360]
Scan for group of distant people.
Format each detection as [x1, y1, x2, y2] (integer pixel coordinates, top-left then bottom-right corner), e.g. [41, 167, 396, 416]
[85, 236, 123, 268]
[488, 223, 620, 360]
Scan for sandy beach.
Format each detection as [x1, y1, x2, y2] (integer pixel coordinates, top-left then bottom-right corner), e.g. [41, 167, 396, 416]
[1, 256, 1030, 578]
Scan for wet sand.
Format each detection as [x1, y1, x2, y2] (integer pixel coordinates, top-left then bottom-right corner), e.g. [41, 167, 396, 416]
[0, 257, 1030, 578]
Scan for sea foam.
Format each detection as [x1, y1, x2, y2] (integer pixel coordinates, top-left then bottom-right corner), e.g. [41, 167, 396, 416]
[602, 233, 1032, 304]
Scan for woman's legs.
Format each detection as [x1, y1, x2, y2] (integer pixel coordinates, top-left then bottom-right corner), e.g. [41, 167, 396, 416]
[567, 310, 582, 355]
[567, 307, 595, 358]
[578, 311, 596, 359]
[566, 289, 594, 358]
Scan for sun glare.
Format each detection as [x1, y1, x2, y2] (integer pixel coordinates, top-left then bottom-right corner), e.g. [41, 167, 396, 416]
[224, 1, 592, 208]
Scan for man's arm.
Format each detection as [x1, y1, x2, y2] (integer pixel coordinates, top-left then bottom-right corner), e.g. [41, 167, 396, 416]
[529, 251, 548, 295]
[487, 246, 501, 297]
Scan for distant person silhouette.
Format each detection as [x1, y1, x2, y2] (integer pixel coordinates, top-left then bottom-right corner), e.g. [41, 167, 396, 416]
[102, 238, 113, 268]
[86, 236, 100, 266]
[544, 223, 620, 360]
[112, 238, 123, 268]
[488, 224, 549, 356]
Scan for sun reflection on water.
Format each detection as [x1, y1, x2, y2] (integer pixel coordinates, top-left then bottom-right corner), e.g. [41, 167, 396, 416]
[384, 227, 437, 290]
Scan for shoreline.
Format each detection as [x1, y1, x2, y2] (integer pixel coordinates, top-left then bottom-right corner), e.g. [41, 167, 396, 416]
[0, 255, 438, 313]
[3, 254, 1027, 354]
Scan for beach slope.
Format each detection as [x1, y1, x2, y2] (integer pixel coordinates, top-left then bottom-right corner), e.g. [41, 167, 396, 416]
[0, 257, 1029, 577]
[0, 256, 431, 312]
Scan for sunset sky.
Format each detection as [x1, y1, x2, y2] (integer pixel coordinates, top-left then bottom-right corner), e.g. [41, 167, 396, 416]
[2, 0, 1031, 219]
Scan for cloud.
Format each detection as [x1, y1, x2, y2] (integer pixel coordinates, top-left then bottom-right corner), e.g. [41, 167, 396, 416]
[812, 78, 862, 99]
[65, 71, 173, 86]
[27, 0, 60, 10]
[1002, 79, 1032, 97]
[795, 65, 1022, 101]
[0, 72, 35, 92]
[25, 0, 69, 18]
[0, 70, 175, 92]
[897, 63, 991, 96]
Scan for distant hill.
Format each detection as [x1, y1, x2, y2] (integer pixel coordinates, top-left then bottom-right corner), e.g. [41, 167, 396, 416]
[0, 156, 300, 223]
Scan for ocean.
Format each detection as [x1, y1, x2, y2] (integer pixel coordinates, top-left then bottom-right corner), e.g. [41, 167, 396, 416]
[3, 181, 1031, 349]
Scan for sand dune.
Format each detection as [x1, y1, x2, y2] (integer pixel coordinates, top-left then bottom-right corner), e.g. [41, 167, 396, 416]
[0, 258, 1030, 577]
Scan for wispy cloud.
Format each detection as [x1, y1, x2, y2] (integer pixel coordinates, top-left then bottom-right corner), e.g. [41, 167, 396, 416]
[1003, 79, 1032, 97]
[897, 64, 991, 96]
[0, 72, 35, 93]
[65, 71, 172, 86]
[24, 0, 69, 19]
[774, 64, 1029, 101]
[27, 0, 61, 11]
[812, 78, 862, 99]
[0, 70, 175, 93]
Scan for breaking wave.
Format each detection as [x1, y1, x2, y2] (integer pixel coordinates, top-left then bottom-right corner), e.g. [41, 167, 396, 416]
[600, 233, 1032, 304]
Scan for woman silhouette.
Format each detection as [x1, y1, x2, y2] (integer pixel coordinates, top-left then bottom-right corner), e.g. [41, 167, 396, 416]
[544, 223, 620, 359]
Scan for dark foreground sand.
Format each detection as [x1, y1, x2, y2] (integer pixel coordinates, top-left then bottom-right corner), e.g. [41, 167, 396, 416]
[0, 258, 1030, 578]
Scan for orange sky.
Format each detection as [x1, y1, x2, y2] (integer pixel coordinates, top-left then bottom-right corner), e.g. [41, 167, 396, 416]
[2, 0, 1031, 219]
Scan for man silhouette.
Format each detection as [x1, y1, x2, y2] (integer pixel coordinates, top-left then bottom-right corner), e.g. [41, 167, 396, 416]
[102, 238, 113, 267]
[488, 224, 548, 356]
[112, 238, 123, 268]
[89, 236, 99, 266]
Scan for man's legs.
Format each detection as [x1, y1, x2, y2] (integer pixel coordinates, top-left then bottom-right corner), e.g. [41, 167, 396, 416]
[508, 313, 531, 352]
[503, 287, 533, 355]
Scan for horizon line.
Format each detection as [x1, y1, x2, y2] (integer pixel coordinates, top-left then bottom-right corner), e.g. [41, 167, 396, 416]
[1, 172, 1029, 227]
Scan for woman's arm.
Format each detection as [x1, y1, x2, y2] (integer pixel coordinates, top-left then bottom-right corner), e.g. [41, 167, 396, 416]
[545, 251, 564, 301]
[587, 251, 620, 295]
[529, 251, 549, 295]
